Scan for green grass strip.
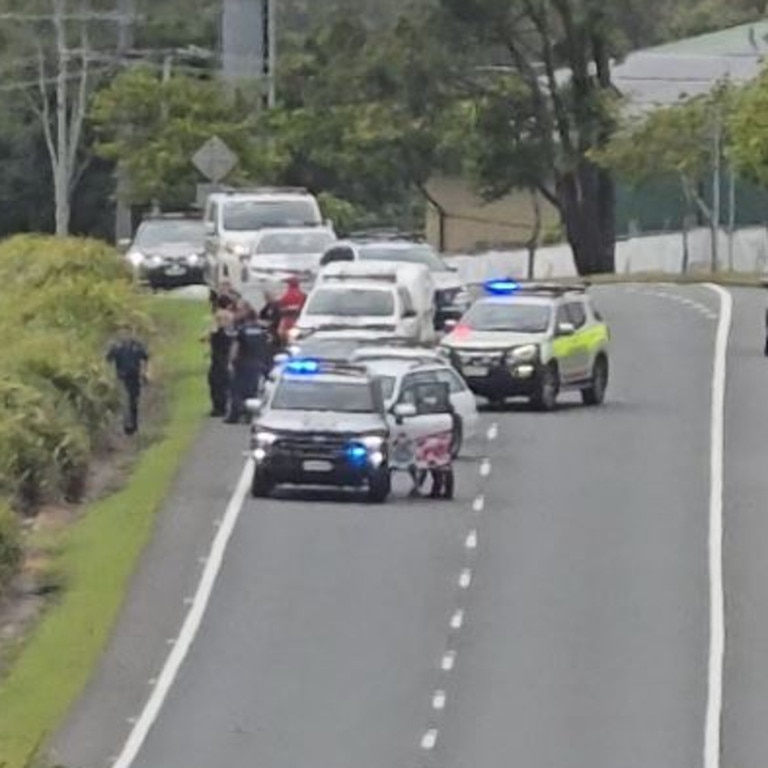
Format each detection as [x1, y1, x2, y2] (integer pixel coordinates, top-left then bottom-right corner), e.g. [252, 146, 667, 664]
[0, 298, 209, 768]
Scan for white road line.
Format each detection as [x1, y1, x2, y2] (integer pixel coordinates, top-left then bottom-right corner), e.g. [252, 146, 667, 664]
[450, 609, 465, 630]
[465, 530, 478, 550]
[702, 284, 733, 768]
[112, 460, 254, 768]
[420, 729, 438, 750]
[487, 423, 498, 441]
[432, 690, 447, 710]
[472, 495, 485, 513]
[479, 459, 492, 477]
[458, 568, 472, 589]
[441, 651, 456, 671]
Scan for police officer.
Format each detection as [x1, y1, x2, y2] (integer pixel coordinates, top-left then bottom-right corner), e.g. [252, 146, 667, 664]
[259, 290, 282, 345]
[106, 325, 150, 435]
[225, 305, 271, 424]
[202, 300, 235, 417]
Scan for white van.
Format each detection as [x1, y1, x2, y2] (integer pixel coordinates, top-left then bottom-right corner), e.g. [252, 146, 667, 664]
[313, 262, 436, 343]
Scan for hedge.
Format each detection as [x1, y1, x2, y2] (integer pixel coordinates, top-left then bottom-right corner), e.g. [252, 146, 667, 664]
[0, 234, 151, 588]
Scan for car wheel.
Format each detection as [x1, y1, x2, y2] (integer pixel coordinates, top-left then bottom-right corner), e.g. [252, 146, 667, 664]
[450, 419, 463, 459]
[367, 469, 391, 503]
[531, 363, 559, 412]
[581, 355, 608, 406]
[251, 470, 273, 498]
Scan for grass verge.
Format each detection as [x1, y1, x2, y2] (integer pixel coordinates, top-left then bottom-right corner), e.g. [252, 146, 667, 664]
[0, 297, 208, 768]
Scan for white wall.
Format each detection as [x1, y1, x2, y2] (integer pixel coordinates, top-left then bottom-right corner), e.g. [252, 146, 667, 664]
[444, 226, 768, 283]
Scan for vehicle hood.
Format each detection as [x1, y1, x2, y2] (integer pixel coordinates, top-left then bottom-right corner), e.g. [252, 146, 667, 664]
[249, 252, 322, 275]
[298, 315, 397, 331]
[442, 330, 548, 350]
[257, 410, 387, 434]
[431, 271, 464, 291]
[132, 241, 203, 258]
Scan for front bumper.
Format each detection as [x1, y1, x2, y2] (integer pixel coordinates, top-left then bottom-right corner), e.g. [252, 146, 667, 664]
[141, 264, 206, 287]
[458, 360, 543, 399]
[252, 443, 387, 487]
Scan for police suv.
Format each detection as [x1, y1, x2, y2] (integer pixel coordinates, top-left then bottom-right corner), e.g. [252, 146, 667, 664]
[439, 280, 610, 410]
[246, 359, 392, 502]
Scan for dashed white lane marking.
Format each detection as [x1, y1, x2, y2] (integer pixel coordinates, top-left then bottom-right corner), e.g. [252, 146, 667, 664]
[479, 459, 492, 477]
[487, 423, 498, 441]
[420, 729, 439, 750]
[702, 285, 733, 768]
[112, 461, 254, 768]
[458, 568, 472, 589]
[465, 530, 478, 550]
[441, 651, 456, 671]
[432, 690, 447, 711]
[450, 609, 465, 630]
[472, 495, 485, 513]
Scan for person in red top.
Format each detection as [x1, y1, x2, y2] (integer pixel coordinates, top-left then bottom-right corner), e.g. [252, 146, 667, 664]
[277, 276, 307, 344]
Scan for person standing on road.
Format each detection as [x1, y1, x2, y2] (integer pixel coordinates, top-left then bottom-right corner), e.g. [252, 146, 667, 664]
[106, 325, 150, 435]
[259, 290, 282, 343]
[277, 276, 307, 346]
[202, 300, 235, 417]
[225, 306, 271, 424]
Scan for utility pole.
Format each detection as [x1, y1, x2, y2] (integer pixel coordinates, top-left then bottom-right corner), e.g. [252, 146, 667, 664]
[114, 0, 135, 243]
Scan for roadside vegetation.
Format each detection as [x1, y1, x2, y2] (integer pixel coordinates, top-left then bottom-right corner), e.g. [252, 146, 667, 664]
[0, 235, 208, 767]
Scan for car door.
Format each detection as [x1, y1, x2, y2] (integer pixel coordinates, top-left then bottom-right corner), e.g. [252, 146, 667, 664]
[553, 303, 579, 383]
[397, 286, 420, 340]
[389, 381, 453, 470]
[563, 300, 591, 382]
[434, 366, 478, 439]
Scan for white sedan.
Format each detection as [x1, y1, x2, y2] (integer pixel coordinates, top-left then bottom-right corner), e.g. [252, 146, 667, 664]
[361, 356, 479, 457]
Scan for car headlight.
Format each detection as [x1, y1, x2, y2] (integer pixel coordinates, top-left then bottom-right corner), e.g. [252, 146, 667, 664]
[187, 253, 201, 266]
[254, 430, 278, 448]
[225, 242, 249, 257]
[127, 251, 144, 268]
[508, 344, 538, 363]
[361, 435, 385, 450]
[148, 254, 164, 268]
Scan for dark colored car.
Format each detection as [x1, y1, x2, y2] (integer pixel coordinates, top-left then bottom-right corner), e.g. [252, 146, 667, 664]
[124, 215, 207, 289]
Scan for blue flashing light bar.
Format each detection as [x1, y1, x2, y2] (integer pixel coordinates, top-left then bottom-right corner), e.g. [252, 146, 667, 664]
[484, 279, 520, 296]
[284, 358, 321, 374]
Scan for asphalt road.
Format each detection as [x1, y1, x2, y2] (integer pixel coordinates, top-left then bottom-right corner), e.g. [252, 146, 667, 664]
[52, 284, 768, 768]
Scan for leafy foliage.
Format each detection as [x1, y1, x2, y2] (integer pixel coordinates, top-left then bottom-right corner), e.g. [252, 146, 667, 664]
[730, 68, 768, 188]
[0, 502, 22, 597]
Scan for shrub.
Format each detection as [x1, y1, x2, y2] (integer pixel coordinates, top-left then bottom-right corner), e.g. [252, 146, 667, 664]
[0, 502, 22, 595]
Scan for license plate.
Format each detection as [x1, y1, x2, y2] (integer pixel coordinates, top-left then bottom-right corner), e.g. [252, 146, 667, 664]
[463, 365, 488, 377]
[303, 460, 333, 472]
[165, 266, 186, 276]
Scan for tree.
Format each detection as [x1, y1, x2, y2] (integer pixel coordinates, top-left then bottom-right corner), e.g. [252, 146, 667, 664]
[90, 67, 257, 207]
[731, 68, 768, 188]
[598, 85, 735, 270]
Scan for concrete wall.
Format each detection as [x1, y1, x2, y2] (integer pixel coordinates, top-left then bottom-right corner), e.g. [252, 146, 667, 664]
[443, 226, 768, 284]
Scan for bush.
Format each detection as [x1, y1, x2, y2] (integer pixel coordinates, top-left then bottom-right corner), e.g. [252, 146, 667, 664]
[0, 502, 22, 595]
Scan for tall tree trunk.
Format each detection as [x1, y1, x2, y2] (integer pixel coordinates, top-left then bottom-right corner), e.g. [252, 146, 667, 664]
[557, 160, 616, 275]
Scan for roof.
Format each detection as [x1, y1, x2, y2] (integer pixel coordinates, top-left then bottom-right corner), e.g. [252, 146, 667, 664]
[614, 21, 768, 111]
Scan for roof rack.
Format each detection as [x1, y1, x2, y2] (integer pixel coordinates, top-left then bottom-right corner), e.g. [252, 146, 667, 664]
[141, 210, 201, 220]
[214, 186, 310, 195]
[514, 281, 589, 295]
[321, 272, 398, 283]
[348, 228, 425, 242]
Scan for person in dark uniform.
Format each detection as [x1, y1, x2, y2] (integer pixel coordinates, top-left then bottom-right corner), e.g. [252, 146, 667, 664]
[106, 325, 150, 435]
[259, 290, 282, 350]
[202, 300, 235, 417]
[225, 306, 272, 424]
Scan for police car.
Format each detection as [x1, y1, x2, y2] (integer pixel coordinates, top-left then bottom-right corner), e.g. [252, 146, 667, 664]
[439, 280, 610, 410]
[245, 359, 392, 502]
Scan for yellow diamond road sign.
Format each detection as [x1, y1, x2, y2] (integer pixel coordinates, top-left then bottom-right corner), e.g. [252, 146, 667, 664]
[192, 136, 238, 183]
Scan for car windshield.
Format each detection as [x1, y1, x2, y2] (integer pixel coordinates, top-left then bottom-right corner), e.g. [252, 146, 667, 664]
[255, 231, 335, 254]
[222, 200, 320, 230]
[305, 288, 395, 317]
[134, 220, 205, 247]
[463, 301, 552, 333]
[358, 244, 448, 271]
[271, 379, 374, 413]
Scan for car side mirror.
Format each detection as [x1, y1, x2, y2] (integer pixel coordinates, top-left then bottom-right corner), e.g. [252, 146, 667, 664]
[117, 237, 131, 252]
[442, 318, 457, 332]
[557, 322, 575, 337]
[403, 308, 417, 319]
[393, 403, 417, 420]
[245, 398, 263, 415]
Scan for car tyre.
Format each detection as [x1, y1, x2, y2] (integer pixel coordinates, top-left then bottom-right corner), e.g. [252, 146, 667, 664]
[450, 418, 463, 459]
[367, 469, 391, 504]
[251, 469, 273, 498]
[581, 355, 608, 406]
[531, 363, 559, 412]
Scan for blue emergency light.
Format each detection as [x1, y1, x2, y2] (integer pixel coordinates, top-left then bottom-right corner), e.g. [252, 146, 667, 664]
[484, 279, 520, 295]
[284, 358, 320, 374]
[345, 443, 369, 466]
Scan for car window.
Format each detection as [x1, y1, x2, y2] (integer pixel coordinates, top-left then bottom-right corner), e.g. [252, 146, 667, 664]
[271, 379, 374, 412]
[305, 288, 395, 317]
[565, 301, 587, 329]
[435, 368, 465, 394]
[222, 199, 320, 230]
[398, 371, 439, 404]
[321, 246, 356, 265]
[256, 231, 335, 254]
[134, 220, 206, 248]
[464, 301, 552, 333]
[555, 305, 570, 327]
